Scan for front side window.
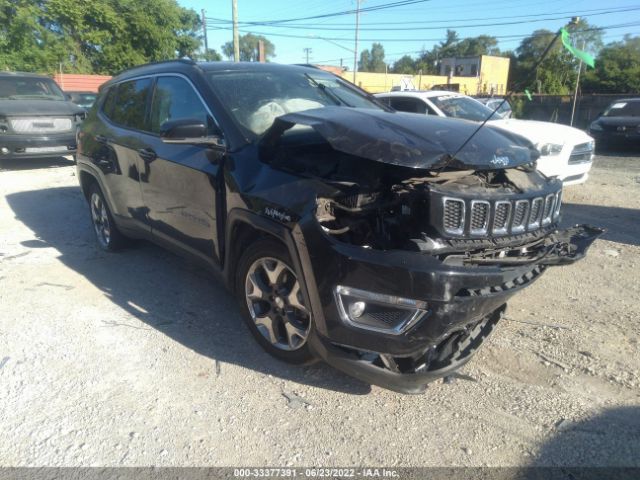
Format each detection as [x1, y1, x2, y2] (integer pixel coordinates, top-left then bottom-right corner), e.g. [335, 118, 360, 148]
[149, 76, 210, 134]
[430, 95, 495, 122]
[0, 77, 65, 100]
[109, 78, 152, 131]
[207, 70, 383, 137]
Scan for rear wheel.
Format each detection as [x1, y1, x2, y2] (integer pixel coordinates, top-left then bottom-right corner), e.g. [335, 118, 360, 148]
[88, 183, 127, 251]
[236, 239, 315, 364]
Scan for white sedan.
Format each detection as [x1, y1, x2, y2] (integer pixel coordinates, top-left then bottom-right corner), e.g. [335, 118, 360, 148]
[375, 90, 594, 185]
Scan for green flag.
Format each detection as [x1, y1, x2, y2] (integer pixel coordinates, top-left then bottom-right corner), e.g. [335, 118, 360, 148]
[560, 27, 595, 68]
[524, 89, 532, 101]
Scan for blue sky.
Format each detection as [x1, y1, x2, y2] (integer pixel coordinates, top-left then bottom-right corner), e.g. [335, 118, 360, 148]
[177, 0, 640, 66]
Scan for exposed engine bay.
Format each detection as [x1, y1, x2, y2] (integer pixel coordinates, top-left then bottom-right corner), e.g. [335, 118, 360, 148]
[265, 126, 573, 267]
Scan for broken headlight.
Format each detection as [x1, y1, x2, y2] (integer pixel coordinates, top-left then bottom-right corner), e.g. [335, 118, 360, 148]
[334, 285, 428, 335]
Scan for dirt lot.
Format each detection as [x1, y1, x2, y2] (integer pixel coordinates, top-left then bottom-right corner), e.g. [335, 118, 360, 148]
[1, 154, 639, 467]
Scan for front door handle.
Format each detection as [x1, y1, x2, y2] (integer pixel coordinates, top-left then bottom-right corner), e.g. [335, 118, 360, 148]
[138, 148, 157, 162]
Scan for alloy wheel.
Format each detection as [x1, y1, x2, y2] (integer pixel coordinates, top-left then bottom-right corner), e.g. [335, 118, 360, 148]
[90, 192, 111, 248]
[245, 257, 311, 351]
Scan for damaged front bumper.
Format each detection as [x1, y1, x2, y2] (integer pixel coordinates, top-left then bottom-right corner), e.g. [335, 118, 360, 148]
[297, 221, 603, 393]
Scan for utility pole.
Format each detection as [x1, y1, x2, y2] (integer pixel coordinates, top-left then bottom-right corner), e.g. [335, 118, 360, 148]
[201, 9, 209, 59]
[570, 40, 585, 126]
[232, 0, 240, 62]
[303, 47, 312, 64]
[353, 0, 360, 84]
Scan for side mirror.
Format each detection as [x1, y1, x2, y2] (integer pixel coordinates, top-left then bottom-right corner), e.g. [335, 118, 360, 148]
[160, 118, 225, 147]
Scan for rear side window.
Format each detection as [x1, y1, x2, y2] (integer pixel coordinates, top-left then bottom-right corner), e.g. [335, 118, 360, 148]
[105, 78, 152, 131]
[149, 76, 209, 134]
[389, 97, 427, 114]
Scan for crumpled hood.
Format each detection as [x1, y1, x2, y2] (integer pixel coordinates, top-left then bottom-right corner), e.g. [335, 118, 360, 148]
[261, 106, 538, 170]
[490, 118, 593, 146]
[0, 99, 84, 116]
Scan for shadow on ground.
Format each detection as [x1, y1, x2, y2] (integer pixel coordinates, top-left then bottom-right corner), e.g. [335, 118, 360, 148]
[6, 186, 371, 395]
[0, 156, 74, 171]
[561, 202, 640, 247]
[520, 406, 640, 479]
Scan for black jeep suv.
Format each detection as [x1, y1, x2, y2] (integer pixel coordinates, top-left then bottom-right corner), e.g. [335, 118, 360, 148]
[76, 60, 601, 393]
[0, 72, 84, 162]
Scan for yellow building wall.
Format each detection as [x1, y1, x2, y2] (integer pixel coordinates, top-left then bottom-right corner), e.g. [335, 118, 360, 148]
[338, 55, 510, 95]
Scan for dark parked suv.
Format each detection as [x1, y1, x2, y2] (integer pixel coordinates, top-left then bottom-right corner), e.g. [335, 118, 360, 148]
[0, 72, 84, 162]
[76, 60, 601, 393]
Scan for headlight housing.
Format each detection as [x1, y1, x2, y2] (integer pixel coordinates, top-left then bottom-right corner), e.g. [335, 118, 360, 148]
[334, 285, 429, 335]
[0, 116, 8, 133]
[589, 122, 603, 132]
[537, 143, 564, 156]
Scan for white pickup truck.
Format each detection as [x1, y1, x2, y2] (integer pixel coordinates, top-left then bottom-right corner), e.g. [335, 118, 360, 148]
[375, 90, 595, 185]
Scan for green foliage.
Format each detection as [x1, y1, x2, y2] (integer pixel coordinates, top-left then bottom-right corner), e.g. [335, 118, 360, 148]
[221, 33, 275, 62]
[0, 0, 203, 75]
[509, 20, 603, 94]
[392, 55, 416, 74]
[358, 43, 386, 72]
[198, 48, 223, 62]
[582, 36, 640, 93]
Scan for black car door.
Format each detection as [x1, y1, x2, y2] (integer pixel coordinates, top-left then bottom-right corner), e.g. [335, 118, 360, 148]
[89, 78, 153, 232]
[138, 74, 222, 265]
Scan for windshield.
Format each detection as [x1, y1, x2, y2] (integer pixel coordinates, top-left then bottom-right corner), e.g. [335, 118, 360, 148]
[207, 70, 383, 137]
[0, 77, 66, 100]
[603, 101, 640, 117]
[431, 95, 496, 122]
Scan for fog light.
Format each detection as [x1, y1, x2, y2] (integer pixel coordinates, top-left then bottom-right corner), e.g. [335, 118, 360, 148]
[348, 301, 366, 319]
[1, 147, 8, 155]
[335, 285, 428, 335]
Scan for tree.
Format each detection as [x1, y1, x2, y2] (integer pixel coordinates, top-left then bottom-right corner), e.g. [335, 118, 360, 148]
[0, 0, 204, 74]
[392, 55, 416, 74]
[221, 33, 275, 61]
[358, 42, 386, 72]
[199, 48, 222, 62]
[582, 36, 640, 93]
[509, 20, 603, 94]
[358, 49, 371, 72]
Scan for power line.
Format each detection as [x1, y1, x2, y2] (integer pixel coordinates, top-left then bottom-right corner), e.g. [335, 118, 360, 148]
[206, 20, 640, 43]
[206, 5, 640, 30]
[207, 0, 432, 26]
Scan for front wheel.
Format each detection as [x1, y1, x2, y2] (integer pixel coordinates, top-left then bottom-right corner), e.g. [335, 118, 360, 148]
[88, 183, 127, 252]
[236, 239, 315, 364]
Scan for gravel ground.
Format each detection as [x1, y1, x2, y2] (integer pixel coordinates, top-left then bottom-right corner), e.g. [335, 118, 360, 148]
[0, 154, 638, 467]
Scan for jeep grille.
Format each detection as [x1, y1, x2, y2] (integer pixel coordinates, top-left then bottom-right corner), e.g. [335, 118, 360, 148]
[441, 191, 561, 238]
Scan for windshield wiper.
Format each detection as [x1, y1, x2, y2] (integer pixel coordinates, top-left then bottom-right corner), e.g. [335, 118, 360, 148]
[304, 74, 351, 107]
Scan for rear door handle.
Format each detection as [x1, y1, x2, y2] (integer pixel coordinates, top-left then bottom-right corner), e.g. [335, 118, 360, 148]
[138, 148, 157, 162]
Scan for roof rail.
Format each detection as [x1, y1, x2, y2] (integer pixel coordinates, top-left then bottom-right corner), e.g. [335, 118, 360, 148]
[112, 58, 197, 78]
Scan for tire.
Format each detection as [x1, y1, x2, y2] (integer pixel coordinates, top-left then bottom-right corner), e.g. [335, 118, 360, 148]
[88, 183, 127, 252]
[235, 238, 315, 364]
